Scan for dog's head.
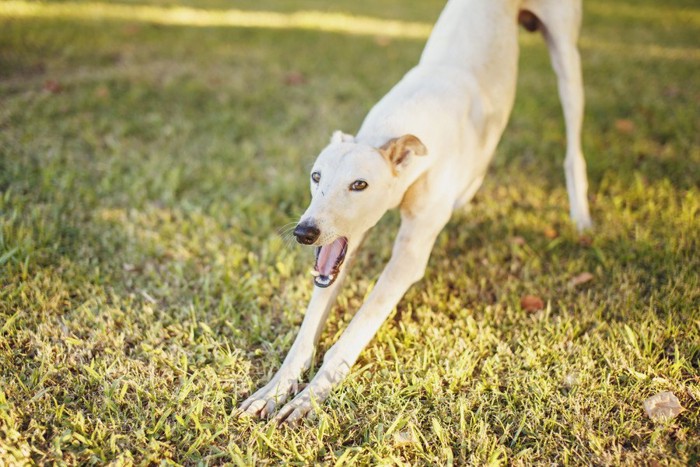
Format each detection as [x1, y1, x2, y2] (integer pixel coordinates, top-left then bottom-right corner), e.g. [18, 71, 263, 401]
[294, 130, 427, 287]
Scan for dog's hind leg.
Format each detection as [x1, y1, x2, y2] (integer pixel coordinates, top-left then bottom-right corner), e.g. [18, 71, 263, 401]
[523, 0, 593, 231]
[238, 241, 363, 419]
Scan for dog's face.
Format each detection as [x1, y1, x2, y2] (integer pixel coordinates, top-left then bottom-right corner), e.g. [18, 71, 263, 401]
[294, 131, 427, 287]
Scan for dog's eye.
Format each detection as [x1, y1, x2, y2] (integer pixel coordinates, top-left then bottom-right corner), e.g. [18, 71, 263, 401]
[311, 172, 321, 183]
[350, 180, 368, 191]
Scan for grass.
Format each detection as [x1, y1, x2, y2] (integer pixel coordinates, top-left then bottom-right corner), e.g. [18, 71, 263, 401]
[0, 0, 698, 464]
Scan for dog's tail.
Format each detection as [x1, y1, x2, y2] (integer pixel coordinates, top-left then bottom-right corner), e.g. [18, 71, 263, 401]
[517, 9, 541, 33]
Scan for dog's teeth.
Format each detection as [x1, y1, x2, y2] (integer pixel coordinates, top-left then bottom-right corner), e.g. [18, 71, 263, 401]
[310, 269, 320, 277]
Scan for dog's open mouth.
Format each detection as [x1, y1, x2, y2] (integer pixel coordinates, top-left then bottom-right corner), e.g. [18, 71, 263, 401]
[310, 237, 348, 288]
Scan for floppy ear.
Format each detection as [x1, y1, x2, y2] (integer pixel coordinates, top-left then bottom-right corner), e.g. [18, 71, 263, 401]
[379, 134, 427, 174]
[330, 130, 355, 144]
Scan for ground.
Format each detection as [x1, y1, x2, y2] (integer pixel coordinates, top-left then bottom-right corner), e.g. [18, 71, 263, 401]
[0, 0, 698, 464]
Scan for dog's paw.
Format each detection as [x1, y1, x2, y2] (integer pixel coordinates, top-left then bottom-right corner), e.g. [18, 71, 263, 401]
[273, 384, 330, 425]
[238, 377, 299, 419]
[275, 390, 323, 425]
[574, 214, 593, 233]
[570, 206, 593, 232]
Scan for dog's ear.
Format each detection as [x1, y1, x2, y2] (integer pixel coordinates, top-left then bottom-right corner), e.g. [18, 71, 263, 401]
[331, 130, 355, 144]
[379, 134, 427, 174]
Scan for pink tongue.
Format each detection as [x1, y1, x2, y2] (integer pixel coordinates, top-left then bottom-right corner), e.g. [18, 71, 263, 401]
[317, 238, 345, 276]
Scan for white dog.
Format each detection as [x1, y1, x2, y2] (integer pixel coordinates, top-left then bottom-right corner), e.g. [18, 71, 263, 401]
[240, 0, 592, 423]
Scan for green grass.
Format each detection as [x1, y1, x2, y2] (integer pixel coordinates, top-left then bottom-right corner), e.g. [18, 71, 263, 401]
[1, 0, 699, 464]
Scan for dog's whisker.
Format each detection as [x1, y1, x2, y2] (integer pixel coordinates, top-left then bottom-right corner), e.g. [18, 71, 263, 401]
[276, 216, 305, 236]
[276, 222, 298, 235]
[280, 231, 300, 251]
[279, 226, 298, 241]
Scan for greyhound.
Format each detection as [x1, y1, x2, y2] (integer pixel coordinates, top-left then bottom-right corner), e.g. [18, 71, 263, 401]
[240, 0, 593, 423]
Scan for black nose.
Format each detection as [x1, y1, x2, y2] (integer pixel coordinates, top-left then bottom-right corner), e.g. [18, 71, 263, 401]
[293, 222, 320, 245]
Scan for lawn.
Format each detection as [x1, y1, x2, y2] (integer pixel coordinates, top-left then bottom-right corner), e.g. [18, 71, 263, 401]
[1, 0, 698, 464]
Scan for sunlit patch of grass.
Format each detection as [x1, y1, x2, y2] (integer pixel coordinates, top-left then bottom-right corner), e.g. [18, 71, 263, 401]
[1, 1, 432, 38]
[1, 0, 698, 464]
[2, 1, 698, 62]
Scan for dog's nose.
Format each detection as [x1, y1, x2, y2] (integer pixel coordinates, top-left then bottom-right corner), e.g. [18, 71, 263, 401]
[293, 222, 320, 245]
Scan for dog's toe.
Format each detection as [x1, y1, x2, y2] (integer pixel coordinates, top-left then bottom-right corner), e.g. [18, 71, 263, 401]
[281, 407, 309, 425]
[273, 384, 329, 425]
[238, 397, 266, 417]
[259, 398, 279, 419]
[238, 380, 296, 419]
[575, 216, 593, 232]
[274, 401, 309, 425]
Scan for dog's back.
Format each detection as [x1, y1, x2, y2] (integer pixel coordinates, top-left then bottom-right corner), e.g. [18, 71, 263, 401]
[419, 0, 520, 106]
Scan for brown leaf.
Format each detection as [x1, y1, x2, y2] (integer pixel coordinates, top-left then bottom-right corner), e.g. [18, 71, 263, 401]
[122, 24, 141, 35]
[95, 85, 110, 99]
[511, 236, 526, 246]
[663, 86, 680, 98]
[643, 391, 684, 421]
[544, 227, 558, 239]
[374, 35, 392, 47]
[44, 79, 63, 94]
[570, 272, 594, 287]
[283, 71, 306, 86]
[578, 234, 593, 247]
[614, 118, 635, 134]
[521, 295, 544, 312]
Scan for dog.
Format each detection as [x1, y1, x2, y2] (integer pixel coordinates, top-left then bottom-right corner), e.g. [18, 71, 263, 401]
[240, 0, 593, 423]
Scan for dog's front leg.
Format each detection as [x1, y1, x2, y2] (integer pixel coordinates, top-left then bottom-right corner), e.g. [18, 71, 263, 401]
[238, 243, 361, 418]
[274, 205, 452, 423]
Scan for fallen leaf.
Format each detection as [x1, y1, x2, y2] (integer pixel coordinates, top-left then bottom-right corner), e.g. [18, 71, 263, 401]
[95, 85, 110, 99]
[511, 236, 526, 246]
[44, 79, 62, 94]
[563, 372, 578, 388]
[521, 295, 544, 312]
[374, 35, 392, 47]
[578, 234, 593, 247]
[663, 86, 680, 98]
[643, 391, 684, 421]
[122, 24, 141, 35]
[393, 429, 417, 446]
[544, 227, 558, 239]
[570, 272, 594, 287]
[283, 71, 306, 86]
[614, 118, 635, 134]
